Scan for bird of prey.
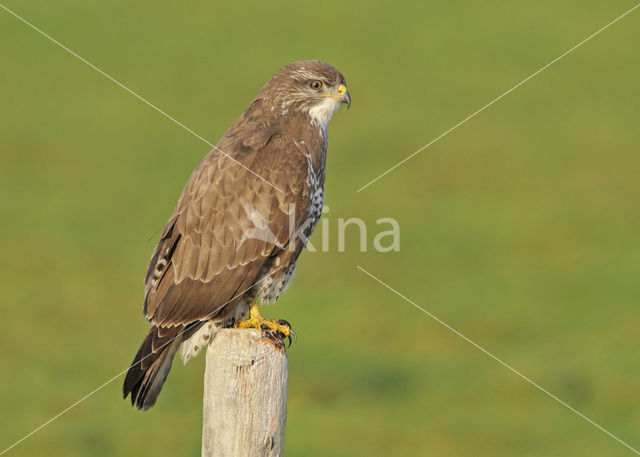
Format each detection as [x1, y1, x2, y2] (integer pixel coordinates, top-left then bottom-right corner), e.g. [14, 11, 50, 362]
[123, 60, 350, 410]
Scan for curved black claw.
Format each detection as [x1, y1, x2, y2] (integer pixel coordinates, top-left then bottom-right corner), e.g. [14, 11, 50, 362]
[276, 319, 297, 347]
[260, 319, 296, 347]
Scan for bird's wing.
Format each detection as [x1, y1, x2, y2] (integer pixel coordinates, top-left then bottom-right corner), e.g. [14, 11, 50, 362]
[142, 128, 310, 327]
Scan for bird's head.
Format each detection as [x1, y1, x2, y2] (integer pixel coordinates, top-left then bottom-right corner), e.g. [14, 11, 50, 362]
[259, 60, 350, 126]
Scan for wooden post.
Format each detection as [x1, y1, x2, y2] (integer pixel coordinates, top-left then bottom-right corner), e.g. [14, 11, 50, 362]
[202, 328, 288, 457]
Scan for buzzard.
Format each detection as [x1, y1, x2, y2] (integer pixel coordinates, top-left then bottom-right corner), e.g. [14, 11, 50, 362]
[123, 60, 350, 410]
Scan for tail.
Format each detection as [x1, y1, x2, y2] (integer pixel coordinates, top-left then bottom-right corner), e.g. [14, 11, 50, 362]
[123, 325, 182, 410]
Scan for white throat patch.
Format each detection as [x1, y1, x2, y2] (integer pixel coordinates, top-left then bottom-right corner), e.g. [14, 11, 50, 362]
[307, 97, 341, 129]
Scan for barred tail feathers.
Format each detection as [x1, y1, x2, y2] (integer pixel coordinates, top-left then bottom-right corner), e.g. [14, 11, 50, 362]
[122, 325, 182, 410]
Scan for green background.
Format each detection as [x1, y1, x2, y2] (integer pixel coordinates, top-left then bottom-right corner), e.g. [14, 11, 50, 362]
[1, 1, 639, 455]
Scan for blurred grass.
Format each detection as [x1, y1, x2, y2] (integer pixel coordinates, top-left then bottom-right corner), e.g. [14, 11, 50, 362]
[1, 0, 640, 455]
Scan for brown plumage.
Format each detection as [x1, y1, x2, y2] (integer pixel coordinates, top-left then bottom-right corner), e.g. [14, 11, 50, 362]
[123, 60, 350, 410]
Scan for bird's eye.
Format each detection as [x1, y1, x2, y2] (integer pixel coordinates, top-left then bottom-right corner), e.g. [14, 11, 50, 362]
[310, 80, 323, 90]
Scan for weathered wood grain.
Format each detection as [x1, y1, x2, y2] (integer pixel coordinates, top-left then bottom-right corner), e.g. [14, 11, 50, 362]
[202, 328, 288, 457]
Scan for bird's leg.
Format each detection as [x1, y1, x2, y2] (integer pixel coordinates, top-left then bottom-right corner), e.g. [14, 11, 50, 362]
[234, 302, 296, 346]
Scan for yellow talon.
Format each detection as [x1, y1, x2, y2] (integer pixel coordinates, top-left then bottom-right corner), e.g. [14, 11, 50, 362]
[234, 303, 295, 344]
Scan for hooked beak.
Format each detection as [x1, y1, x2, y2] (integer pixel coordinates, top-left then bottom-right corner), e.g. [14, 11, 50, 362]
[337, 84, 351, 109]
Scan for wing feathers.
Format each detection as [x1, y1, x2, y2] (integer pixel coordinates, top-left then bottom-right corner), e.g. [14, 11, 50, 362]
[143, 119, 316, 327]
